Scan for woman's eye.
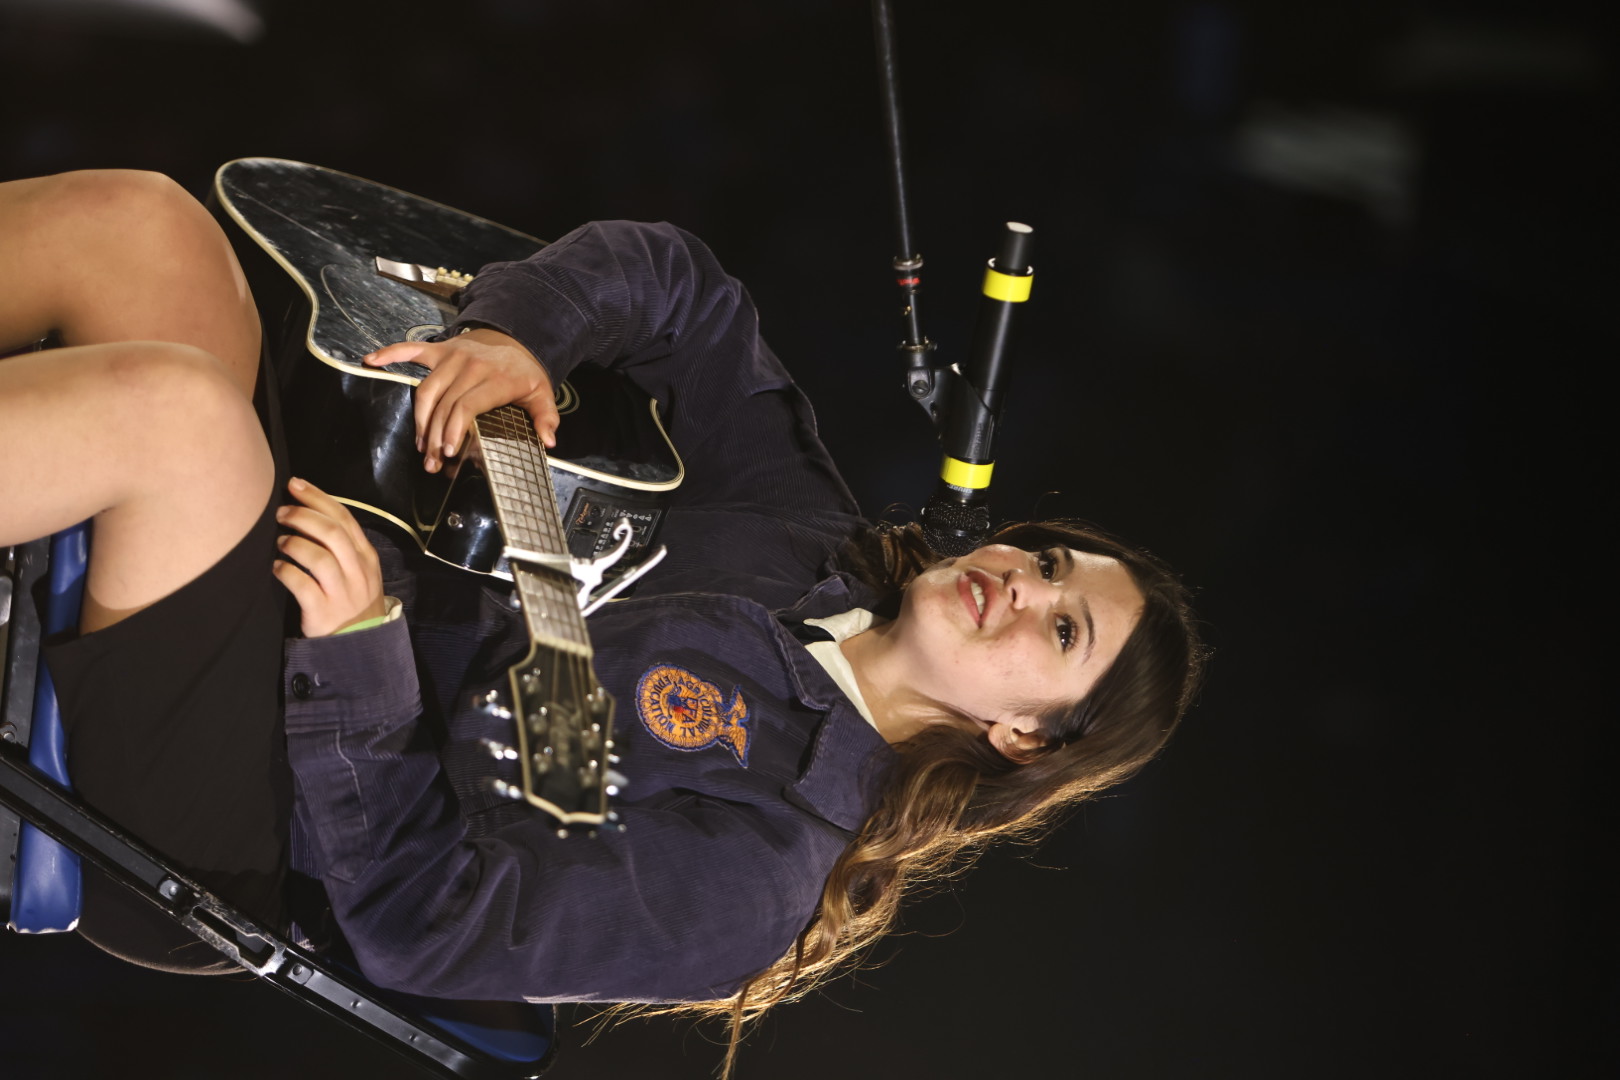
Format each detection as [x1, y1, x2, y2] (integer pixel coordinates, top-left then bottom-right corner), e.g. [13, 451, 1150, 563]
[1057, 615, 1076, 652]
[1037, 550, 1057, 579]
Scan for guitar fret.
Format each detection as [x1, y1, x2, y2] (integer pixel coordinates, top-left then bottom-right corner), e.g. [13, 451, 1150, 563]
[480, 408, 565, 556]
[515, 567, 591, 653]
[470, 408, 593, 655]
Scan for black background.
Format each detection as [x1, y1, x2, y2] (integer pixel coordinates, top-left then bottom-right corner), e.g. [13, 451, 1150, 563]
[1, 1, 1612, 1077]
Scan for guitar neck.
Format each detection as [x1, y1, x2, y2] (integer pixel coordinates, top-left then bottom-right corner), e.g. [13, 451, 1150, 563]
[473, 407, 591, 657]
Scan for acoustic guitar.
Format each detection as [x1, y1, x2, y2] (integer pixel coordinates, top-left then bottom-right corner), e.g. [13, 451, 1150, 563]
[211, 157, 678, 830]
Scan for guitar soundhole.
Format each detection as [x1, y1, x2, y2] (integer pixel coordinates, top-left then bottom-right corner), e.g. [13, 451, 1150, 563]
[554, 380, 578, 415]
[405, 323, 446, 342]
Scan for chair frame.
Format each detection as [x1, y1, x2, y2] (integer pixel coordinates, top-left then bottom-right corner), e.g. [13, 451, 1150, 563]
[1, 532, 556, 1080]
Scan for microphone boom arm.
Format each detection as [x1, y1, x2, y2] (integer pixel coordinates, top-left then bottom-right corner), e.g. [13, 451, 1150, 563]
[871, 0, 946, 419]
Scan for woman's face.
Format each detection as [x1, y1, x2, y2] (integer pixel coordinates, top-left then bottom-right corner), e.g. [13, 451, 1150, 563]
[893, 543, 1144, 740]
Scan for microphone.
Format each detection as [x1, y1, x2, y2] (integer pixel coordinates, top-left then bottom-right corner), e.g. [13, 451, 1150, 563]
[920, 222, 1034, 556]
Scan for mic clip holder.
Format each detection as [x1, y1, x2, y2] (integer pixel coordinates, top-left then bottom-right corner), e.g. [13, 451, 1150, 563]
[889, 251, 946, 419]
[903, 345, 952, 424]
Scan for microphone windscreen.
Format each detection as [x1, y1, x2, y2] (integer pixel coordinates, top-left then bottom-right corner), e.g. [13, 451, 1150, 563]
[921, 498, 990, 557]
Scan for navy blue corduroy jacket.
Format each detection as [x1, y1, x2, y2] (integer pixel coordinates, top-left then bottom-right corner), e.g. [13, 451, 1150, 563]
[283, 222, 894, 1002]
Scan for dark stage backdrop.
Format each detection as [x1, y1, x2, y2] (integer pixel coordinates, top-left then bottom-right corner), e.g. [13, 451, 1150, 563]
[1, 2, 1611, 1077]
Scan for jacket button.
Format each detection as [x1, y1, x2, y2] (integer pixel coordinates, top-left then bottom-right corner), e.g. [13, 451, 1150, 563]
[291, 673, 314, 700]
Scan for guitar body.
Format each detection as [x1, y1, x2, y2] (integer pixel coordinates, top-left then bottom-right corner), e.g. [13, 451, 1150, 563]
[209, 157, 681, 577]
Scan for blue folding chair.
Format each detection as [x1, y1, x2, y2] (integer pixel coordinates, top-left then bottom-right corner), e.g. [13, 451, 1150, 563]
[3, 526, 85, 934]
[1, 523, 558, 1078]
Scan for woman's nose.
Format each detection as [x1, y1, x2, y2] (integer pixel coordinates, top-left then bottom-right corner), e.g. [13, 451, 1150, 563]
[1006, 568, 1059, 610]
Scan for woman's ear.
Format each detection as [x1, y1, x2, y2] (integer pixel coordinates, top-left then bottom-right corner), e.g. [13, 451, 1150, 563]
[986, 719, 1052, 764]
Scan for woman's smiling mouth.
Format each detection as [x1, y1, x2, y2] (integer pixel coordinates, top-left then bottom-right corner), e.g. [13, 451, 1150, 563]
[959, 572, 991, 626]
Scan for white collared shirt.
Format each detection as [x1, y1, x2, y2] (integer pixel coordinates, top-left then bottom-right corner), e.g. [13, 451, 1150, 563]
[801, 608, 883, 732]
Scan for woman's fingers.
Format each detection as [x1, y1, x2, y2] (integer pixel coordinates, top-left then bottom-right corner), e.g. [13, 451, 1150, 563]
[278, 507, 368, 582]
[412, 354, 460, 465]
[283, 477, 373, 551]
[363, 341, 432, 368]
[519, 386, 560, 449]
[367, 340, 462, 465]
[373, 329, 558, 470]
[271, 556, 324, 616]
[276, 532, 345, 590]
[420, 362, 489, 471]
[273, 477, 386, 636]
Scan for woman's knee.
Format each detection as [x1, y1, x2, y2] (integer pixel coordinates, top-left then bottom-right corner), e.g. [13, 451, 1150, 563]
[80, 344, 265, 492]
[102, 341, 253, 430]
[3, 168, 261, 394]
[24, 169, 228, 287]
[2, 339, 240, 442]
[42, 168, 199, 232]
[75, 342, 274, 627]
[0, 340, 271, 563]
[97, 343, 274, 551]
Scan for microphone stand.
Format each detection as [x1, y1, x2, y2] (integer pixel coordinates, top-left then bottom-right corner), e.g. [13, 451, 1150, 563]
[871, 0, 940, 416]
[871, 1, 1035, 555]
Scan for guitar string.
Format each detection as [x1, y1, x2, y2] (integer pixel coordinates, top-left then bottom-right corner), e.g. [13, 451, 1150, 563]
[476, 404, 604, 817]
[482, 406, 586, 649]
[492, 408, 597, 807]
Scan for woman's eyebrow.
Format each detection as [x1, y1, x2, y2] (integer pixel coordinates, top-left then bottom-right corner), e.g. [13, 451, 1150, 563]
[1060, 549, 1097, 662]
[1079, 595, 1096, 663]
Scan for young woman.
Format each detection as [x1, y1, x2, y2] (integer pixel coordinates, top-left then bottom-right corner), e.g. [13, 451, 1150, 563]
[1, 169, 1202, 1038]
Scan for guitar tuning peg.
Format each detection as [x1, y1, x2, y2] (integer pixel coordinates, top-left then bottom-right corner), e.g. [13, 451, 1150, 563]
[480, 738, 518, 761]
[604, 769, 628, 794]
[490, 779, 524, 801]
[607, 753, 621, 765]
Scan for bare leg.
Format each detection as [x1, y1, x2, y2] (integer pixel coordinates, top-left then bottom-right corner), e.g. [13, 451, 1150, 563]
[0, 169, 262, 399]
[1, 173, 283, 972]
[0, 342, 274, 632]
[0, 170, 272, 631]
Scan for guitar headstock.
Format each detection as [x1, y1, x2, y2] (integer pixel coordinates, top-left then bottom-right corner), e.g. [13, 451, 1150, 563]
[482, 647, 621, 834]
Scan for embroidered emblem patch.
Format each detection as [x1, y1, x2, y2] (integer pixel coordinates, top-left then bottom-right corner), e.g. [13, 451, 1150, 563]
[636, 664, 750, 766]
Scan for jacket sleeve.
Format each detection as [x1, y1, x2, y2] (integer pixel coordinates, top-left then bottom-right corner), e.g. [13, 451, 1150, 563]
[449, 220, 862, 528]
[284, 618, 844, 1002]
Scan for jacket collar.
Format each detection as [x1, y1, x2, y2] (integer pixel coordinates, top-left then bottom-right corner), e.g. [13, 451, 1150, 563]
[769, 574, 895, 832]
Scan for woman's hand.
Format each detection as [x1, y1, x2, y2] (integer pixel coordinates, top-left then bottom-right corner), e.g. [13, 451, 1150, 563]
[363, 327, 558, 473]
[273, 477, 387, 637]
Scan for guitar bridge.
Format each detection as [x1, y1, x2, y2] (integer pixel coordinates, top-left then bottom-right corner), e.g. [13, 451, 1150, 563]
[374, 256, 474, 299]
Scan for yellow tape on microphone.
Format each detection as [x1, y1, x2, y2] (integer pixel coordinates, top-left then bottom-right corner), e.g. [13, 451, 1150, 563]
[981, 268, 1033, 304]
[940, 456, 994, 490]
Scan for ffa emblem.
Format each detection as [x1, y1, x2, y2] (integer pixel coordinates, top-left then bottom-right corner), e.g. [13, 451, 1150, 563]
[636, 664, 751, 766]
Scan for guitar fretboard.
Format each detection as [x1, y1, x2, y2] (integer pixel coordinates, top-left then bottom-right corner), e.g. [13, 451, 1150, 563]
[475, 406, 591, 657]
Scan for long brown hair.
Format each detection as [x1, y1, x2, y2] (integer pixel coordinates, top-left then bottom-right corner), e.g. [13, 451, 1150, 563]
[613, 519, 1204, 1072]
